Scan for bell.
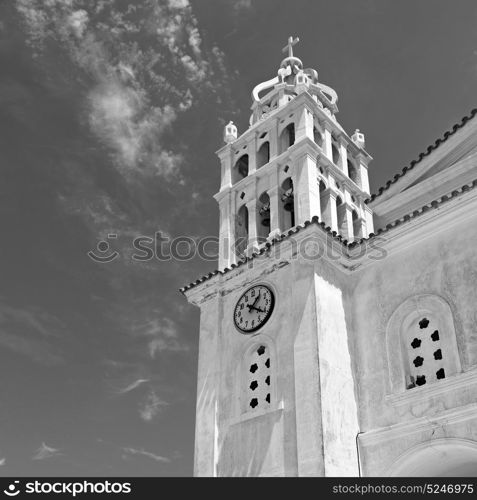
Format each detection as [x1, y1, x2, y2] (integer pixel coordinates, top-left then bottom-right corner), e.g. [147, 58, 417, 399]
[261, 217, 270, 227]
[284, 200, 294, 212]
[238, 164, 248, 178]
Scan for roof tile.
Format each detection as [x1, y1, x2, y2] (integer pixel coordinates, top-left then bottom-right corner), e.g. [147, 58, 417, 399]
[366, 108, 477, 203]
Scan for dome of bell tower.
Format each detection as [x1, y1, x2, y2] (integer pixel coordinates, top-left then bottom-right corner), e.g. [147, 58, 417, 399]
[250, 36, 339, 126]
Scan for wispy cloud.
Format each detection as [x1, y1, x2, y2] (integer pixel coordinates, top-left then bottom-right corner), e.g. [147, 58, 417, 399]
[139, 388, 169, 422]
[16, 0, 229, 181]
[134, 316, 187, 358]
[0, 457, 6, 467]
[121, 446, 170, 463]
[0, 303, 66, 365]
[233, 0, 253, 11]
[32, 442, 62, 461]
[116, 378, 150, 395]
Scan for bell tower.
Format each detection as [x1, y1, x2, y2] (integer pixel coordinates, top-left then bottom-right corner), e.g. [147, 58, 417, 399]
[215, 36, 374, 270]
[182, 38, 373, 477]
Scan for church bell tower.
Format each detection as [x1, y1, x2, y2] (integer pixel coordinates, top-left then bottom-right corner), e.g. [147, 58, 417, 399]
[181, 38, 374, 476]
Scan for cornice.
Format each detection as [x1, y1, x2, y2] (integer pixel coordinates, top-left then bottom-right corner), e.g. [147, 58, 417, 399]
[385, 368, 477, 408]
[367, 108, 477, 204]
[182, 178, 477, 297]
[359, 398, 477, 447]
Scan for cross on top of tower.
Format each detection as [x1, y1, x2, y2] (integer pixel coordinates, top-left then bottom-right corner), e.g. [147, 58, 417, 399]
[282, 36, 299, 58]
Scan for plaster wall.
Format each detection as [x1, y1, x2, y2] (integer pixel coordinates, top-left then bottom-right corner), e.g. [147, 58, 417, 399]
[353, 213, 477, 475]
[191, 230, 359, 476]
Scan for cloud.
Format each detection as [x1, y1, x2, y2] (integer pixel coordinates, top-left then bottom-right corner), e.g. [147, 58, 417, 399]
[15, 0, 230, 180]
[139, 389, 169, 422]
[141, 317, 188, 358]
[32, 442, 62, 461]
[67, 9, 89, 38]
[121, 446, 170, 463]
[116, 378, 150, 395]
[233, 0, 253, 11]
[0, 457, 5, 466]
[87, 80, 182, 178]
[0, 303, 66, 365]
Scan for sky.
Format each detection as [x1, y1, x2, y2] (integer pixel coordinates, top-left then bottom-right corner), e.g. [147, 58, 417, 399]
[1, 0, 477, 476]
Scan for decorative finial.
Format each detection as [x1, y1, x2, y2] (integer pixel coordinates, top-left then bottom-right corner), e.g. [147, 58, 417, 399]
[224, 121, 237, 144]
[352, 129, 365, 149]
[282, 36, 300, 59]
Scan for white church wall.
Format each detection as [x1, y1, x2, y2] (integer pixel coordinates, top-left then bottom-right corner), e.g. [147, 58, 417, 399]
[353, 213, 477, 475]
[188, 226, 361, 476]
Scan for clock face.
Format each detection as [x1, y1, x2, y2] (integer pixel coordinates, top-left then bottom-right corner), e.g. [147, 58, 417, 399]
[233, 284, 275, 333]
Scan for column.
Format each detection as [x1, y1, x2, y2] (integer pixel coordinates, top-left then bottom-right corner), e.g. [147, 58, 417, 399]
[363, 204, 374, 236]
[357, 153, 370, 195]
[248, 135, 257, 174]
[321, 189, 338, 232]
[293, 153, 321, 224]
[339, 140, 349, 175]
[314, 273, 360, 476]
[276, 84, 288, 107]
[293, 270, 325, 476]
[218, 146, 233, 190]
[296, 104, 314, 142]
[246, 198, 259, 253]
[344, 205, 354, 240]
[269, 118, 279, 159]
[323, 122, 333, 163]
[268, 185, 281, 238]
[329, 193, 338, 233]
[193, 296, 221, 476]
[218, 192, 237, 270]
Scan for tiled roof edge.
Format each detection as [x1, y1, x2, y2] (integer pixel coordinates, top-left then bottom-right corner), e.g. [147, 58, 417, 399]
[365, 108, 477, 204]
[179, 178, 477, 294]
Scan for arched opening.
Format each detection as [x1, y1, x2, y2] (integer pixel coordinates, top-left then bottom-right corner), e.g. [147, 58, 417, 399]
[232, 155, 249, 184]
[235, 204, 249, 259]
[352, 210, 362, 239]
[386, 295, 461, 394]
[279, 123, 295, 154]
[403, 312, 454, 389]
[257, 191, 270, 242]
[319, 180, 328, 225]
[313, 126, 323, 148]
[243, 343, 273, 413]
[256, 141, 270, 169]
[336, 196, 348, 237]
[348, 159, 360, 186]
[332, 143, 340, 165]
[280, 177, 295, 230]
[386, 439, 477, 477]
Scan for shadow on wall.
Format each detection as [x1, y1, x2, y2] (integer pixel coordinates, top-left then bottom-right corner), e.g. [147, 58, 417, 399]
[217, 410, 283, 476]
[385, 438, 477, 477]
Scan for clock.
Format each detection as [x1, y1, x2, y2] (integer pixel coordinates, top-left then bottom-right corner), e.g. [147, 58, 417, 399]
[233, 284, 275, 333]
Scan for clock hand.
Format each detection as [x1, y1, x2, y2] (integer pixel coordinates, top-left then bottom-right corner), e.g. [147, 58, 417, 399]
[250, 306, 265, 313]
[247, 292, 261, 310]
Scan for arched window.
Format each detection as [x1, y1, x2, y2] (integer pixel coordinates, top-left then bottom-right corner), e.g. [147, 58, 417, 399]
[386, 295, 461, 394]
[257, 191, 270, 242]
[336, 196, 348, 238]
[280, 177, 295, 230]
[352, 210, 362, 239]
[313, 126, 323, 148]
[232, 155, 249, 184]
[348, 159, 360, 186]
[319, 180, 328, 225]
[257, 141, 270, 169]
[235, 204, 249, 259]
[279, 123, 295, 154]
[332, 143, 340, 165]
[244, 344, 272, 413]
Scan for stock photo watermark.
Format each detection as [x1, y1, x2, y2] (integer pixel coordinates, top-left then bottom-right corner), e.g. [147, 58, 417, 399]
[87, 231, 388, 266]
